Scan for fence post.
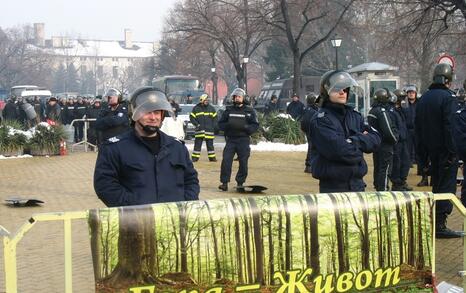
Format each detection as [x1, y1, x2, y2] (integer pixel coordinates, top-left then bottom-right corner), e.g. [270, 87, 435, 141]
[1, 226, 17, 293]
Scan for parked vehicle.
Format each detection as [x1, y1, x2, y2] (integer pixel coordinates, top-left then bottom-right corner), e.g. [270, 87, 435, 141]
[152, 75, 205, 104]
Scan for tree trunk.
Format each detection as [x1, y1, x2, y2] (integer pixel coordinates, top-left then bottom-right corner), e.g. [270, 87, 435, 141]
[390, 193, 404, 265]
[239, 200, 254, 283]
[103, 207, 156, 287]
[89, 209, 102, 281]
[230, 199, 244, 283]
[282, 197, 292, 271]
[416, 199, 425, 269]
[206, 202, 222, 280]
[277, 198, 284, 271]
[293, 52, 302, 97]
[356, 193, 370, 270]
[248, 198, 264, 285]
[177, 203, 188, 273]
[328, 193, 346, 273]
[404, 193, 415, 266]
[266, 199, 275, 285]
[304, 194, 320, 278]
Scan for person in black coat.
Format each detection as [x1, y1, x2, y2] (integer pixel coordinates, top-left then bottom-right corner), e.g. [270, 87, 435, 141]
[309, 71, 381, 193]
[264, 95, 280, 115]
[94, 86, 199, 207]
[95, 88, 130, 143]
[190, 94, 218, 162]
[416, 63, 463, 238]
[86, 98, 103, 146]
[300, 93, 319, 174]
[218, 88, 259, 191]
[368, 89, 399, 191]
[286, 93, 305, 120]
[2, 97, 19, 122]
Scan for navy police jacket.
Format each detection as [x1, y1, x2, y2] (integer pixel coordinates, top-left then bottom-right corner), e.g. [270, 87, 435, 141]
[95, 104, 130, 140]
[94, 129, 200, 207]
[218, 104, 259, 137]
[453, 106, 466, 160]
[309, 102, 381, 187]
[415, 84, 458, 154]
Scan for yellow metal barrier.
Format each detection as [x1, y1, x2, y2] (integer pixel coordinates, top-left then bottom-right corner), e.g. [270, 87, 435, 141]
[0, 193, 465, 293]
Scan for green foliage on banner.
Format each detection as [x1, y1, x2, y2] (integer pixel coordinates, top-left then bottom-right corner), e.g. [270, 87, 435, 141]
[89, 192, 434, 293]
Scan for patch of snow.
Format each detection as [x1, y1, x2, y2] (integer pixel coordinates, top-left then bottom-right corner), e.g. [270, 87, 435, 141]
[0, 155, 33, 160]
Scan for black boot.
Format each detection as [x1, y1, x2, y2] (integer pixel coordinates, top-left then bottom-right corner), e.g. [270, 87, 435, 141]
[391, 184, 404, 191]
[209, 157, 217, 162]
[236, 183, 245, 192]
[304, 166, 312, 174]
[436, 221, 464, 239]
[417, 176, 428, 187]
[192, 157, 199, 162]
[218, 183, 228, 191]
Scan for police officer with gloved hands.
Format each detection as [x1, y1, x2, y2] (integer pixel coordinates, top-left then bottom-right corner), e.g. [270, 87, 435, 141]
[94, 86, 200, 207]
[416, 64, 463, 238]
[310, 71, 381, 193]
[368, 89, 399, 191]
[218, 88, 259, 191]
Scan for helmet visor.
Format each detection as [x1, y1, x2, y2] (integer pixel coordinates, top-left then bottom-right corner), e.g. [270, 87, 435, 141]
[132, 91, 173, 121]
[326, 72, 362, 95]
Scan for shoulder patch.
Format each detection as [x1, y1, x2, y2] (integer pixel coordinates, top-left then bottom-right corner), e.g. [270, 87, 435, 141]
[317, 112, 325, 118]
[174, 138, 185, 145]
[122, 107, 126, 110]
[107, 136, 120, 143]
[381, 108, 386, 112]
[457, 109, 464, 114]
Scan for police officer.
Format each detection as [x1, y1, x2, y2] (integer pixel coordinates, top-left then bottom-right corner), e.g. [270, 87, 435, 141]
[86, 98, 103, 146]
[95, 88, 130, 143]
[390, 89, 412, 191]
[45, 97, 61, 123]
[310, 71, 381, 193]
[300, 93, 319, 174]
[73, 97, 87, 142]
[218, 88, 259, 191]
[416, 63, 463, 238]
[453, 79, 466, 208]
[368, 88, 399, 191]
[190, 94, 218, 162]
[286, 93, 305, 120]
[94, 86, 200, 207]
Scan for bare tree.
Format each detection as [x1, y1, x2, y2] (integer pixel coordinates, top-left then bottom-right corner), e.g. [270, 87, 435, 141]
[166, 0, 271, 90]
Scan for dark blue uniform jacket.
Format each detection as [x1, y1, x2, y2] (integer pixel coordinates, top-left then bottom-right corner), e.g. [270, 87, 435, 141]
[453, 106, 466, 160]
[94, 129, 199, 207]
[95, 104, 130, 140]
[415, 84, 458, 154]
[218, 104, 259, 137]
[309, 103, 381, 186]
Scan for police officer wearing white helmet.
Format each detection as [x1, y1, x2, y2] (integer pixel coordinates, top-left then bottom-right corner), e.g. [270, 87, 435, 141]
[94, 86, 200, 206]
[218, 88, 259, 191]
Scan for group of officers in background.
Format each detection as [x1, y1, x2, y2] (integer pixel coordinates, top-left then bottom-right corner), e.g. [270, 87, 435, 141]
[0, 89, 130, 147]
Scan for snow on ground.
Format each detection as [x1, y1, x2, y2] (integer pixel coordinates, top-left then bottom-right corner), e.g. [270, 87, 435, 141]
[0, 155, 33, 160]
[185, 141, 307, 152]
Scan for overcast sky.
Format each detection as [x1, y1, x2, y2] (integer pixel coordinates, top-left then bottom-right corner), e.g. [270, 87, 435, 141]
[0, 0, 177, 42]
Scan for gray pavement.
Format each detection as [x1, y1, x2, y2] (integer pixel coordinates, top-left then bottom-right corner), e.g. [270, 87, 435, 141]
[0, 151, 464, 292]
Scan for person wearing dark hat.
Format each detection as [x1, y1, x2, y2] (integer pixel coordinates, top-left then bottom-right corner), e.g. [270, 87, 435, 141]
[73, 97, 87, 142]
[309, 71, 381, 192]
[93, 86, 199, 207]
[218, 88, 259, 191]
[95, 88, 130, 143]
[45, 97, 61, 124]
[286, 93, 305, 120]
[416, 63, 463, 238]
[264, 95, 279, 115]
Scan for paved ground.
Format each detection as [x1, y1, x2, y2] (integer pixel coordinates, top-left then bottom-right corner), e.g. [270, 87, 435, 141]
[0, 146, 464, 292]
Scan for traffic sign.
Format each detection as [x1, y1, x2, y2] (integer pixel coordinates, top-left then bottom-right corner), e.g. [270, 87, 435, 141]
[438, 54, 455, 69]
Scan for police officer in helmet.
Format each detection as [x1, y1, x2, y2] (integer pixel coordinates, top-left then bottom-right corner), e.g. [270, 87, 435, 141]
[368, 88, 399, 191]
[95, 88, 130, 143]
[416, 63, 463, 238]
[94, 86, 200, 206]
[309, 71, 381, 193]
[218, 88, 259, 191]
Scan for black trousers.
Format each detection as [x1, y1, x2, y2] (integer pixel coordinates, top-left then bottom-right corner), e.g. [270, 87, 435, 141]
[407, 129, 416, 163]
[192, 137, 215, 160]
[319, 178, 365, 193]
[429, 151, 458, 226]
[74, 121, 84, 142]
[373, 144, 394, 191]
[462, 165, 466, 207]
[305, 133, 312, 168]
[220, 136, 250, 185]
[391, 141, 410, 185]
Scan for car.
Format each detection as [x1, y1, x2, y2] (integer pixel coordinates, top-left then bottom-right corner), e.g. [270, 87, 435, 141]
[177, 104, 196, 139]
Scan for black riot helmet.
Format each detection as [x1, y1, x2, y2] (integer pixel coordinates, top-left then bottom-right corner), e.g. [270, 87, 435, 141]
[319, 70, 359, 102]
[373, 88, 391, 104]
[105, 88, 123, 103]
[433, 63, 454, 85]
[393, 89, 407, 103]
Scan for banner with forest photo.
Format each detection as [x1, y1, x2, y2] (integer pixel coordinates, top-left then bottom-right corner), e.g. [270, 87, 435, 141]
[88, 192, 435, 293]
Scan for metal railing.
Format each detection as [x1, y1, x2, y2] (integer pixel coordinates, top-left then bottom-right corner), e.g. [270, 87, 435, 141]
[0, 193, 465, 292]
[69, 118, 97, 152]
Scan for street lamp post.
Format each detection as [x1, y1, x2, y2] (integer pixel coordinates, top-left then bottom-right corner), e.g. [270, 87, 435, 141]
[330, 35, 342, 70]
[211, 67, 218, 104]
[242, 57, 249, 94]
